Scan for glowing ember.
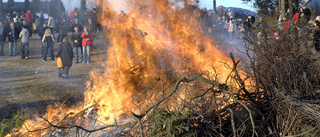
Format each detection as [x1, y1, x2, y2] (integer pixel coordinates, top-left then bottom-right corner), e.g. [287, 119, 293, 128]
[8, 0, 234, 136]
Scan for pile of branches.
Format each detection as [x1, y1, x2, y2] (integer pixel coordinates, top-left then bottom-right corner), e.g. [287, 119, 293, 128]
[128, 17, 320, 136]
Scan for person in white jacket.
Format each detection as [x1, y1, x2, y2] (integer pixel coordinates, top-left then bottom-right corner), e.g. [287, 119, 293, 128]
[227, 18, 236, 39]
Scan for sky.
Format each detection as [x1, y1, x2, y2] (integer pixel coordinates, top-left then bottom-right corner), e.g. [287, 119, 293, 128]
[198, 0, 256, 11]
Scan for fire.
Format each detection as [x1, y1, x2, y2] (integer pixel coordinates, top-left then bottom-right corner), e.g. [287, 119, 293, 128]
[9, 0, 235, 136]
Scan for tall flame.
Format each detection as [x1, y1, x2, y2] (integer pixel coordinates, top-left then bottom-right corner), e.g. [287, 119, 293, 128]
[9, 0, 234, 136]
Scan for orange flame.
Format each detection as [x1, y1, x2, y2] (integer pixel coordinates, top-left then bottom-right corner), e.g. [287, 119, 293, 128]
[9, 0, 234, 136]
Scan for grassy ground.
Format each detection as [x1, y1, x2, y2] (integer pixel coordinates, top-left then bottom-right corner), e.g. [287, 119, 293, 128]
[0, 32, 108, 120]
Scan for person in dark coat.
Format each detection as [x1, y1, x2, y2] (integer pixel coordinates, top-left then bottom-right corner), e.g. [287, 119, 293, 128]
[312, 21, 320, 51]
[71, 26, 83, 63]
[57, 27, 68, 44]
[42, 27, 55, 61]
[71, 18, 83, 32]
[0, 21, 5, 56]
[7, 21, 20, 56]
[302, 5, 311, 22]
[38, 23, 48, 57]
[242, 18, 252, 33]
[39, 11, 45, 27]
[56, 37, 74, 79]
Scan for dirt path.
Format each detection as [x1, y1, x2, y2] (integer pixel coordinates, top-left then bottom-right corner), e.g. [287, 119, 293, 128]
[0, 33, 108, 119]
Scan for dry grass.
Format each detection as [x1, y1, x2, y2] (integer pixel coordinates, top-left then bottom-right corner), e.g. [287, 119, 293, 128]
[0, 32, 108, 120]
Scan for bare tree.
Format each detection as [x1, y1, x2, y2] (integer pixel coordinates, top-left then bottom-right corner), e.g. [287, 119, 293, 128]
[288, 0, 293, 13]
[8, 0, 14, 7]
[281, 0, 286, 17]
[0, 0, 4, 20]
[81, 0, 86, 12]
[213, 0, 216, 11]
[25, 0, 29, 10]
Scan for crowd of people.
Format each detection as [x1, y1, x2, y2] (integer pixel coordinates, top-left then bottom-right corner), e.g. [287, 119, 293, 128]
[0, 7, 101, 79]
[199, 5, 320, 51]
[1, 4, 320, 79]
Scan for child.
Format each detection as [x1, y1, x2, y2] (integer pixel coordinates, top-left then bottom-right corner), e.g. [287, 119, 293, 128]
[81, 27, 93, 63]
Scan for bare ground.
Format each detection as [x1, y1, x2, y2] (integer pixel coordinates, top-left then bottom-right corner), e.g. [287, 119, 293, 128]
[0, 33, 108, 120]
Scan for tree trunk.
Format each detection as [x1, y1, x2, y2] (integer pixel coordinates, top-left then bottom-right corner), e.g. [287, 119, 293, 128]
[278, 0, 281, 11]
[81, 0, 86, 12]
[288, 0, 293, 14]
[0, 0, 4, 20]
[281, 0, 286, 18]
[32, 0, 40, 12]
[25, 0, 29, 11]
[213, 0, 216, 11]
[294, 0, 299, 12]
[8, 0, 14, 7]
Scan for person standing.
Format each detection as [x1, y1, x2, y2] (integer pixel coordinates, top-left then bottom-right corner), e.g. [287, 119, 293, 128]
[226, 18, 236, 39]
[57, 27, 68, 45]
[70, 8, 78, 22]
[22, 21, 32, 40]
[86, 18, 97, 40]
[81, 27, 93, 63]
[71, 18, 83, 32]
[277, 10, 283, 29]
[242, 18, 252, 33]
[71, 27, 82, 63]
[25, 10, 33, 24]
[59, 11, 70, 31]
[19, 25, 30, 59]
[285, 9, 293, 20]
[56, 37, 73, 79]
[218, 5, 225, 17]
[227, 8, 234, 19]
[38, 23, 47, 57]
[0, 21, 5, 56]
[302, 5, 311, 22]
[312, 21, 320, 51]
[7, 22, 19, 56]
[256, 17, 266, 36]
[42, 28, 55, 61]
[39, 11, 45, 27]
[80, 11, 89, 25]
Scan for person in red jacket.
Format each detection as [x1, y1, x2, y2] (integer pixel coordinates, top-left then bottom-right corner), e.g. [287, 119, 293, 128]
[81, 27, 94, 63]
[70, 8, 78, 22]
[25, 10, 33, 24]
[283, 17, 291, 32]
[292, 8, 302, 24]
